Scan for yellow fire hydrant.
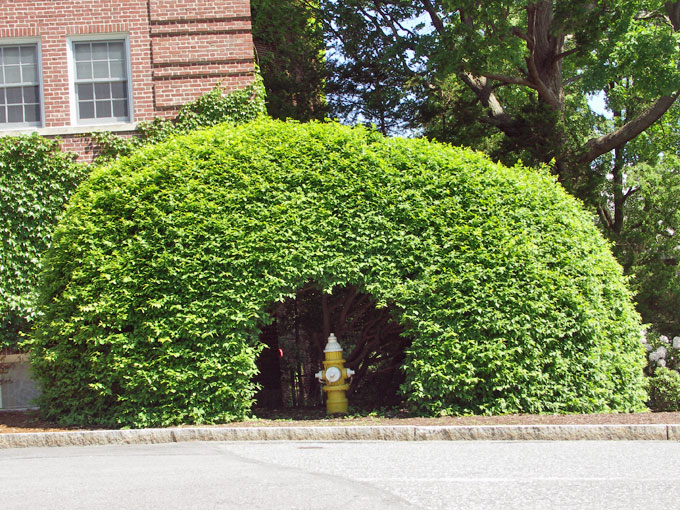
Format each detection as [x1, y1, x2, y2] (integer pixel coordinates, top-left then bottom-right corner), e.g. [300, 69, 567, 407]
[315, 333, 355, 415]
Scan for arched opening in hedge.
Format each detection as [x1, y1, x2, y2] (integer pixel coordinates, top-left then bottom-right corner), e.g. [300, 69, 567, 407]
[28, 119, 648, 428]
[253, 283, 411, 411]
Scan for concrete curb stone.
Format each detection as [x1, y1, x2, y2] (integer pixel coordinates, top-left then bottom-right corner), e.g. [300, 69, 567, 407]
[414, 424, 669, 441]
[0, 424, 675, 449]
[665, 424, 680, 440]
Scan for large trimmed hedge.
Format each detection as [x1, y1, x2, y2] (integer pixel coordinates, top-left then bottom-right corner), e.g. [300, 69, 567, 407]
[30, 120, 647, 427]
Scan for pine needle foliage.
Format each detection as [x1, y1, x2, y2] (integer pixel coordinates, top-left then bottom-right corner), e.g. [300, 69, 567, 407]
[29, 119, 647, 427]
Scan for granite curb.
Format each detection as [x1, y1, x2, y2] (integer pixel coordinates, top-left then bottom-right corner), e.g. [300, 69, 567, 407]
[0, 423, 676, 449]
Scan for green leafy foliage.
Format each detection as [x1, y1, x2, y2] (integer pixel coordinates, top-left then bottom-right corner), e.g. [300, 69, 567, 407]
[320, 1, 680, 192]
[251, 0, 326, 121]
[647, 367, 680, 412]
[91, 76, 267, 161]
[319, 0, 680, 347]
[0, 135, 88, 350]
[28, 119, 647, 427]
[607, 158, 680, 338]
[1, 80, 265, 353]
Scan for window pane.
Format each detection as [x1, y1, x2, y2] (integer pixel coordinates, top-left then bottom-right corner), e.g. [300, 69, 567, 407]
[74, 43, 91, 62]
[110, 81, 127, 99]
[94, 82, 110, 99]
[4, 65, 21, 84]
[3, 47, 20, 65]
[20, 46, 36, 64]
[0, 106, 5, 123]
[95, 100, 111, 118]
[24, 104, 40, 122]
[8, 104, 23, 122]
[109, 60, 125, 79]
[0, 89, 4, 105]
[24, 85, 39, 103]
[22, 64, 37, 83]
[73, 40, 130, 123]
[79, 101, 95, 119]
[108, 42, 125, 60]
[112, 99, 127, 117]
[6, 87, 22, 104]
[0, 67, 3, 85]
[76, 62, 92, 80]
[93, 61, 109, 79]
[92, 43, 108, 60]
[77, 83, 94, 101]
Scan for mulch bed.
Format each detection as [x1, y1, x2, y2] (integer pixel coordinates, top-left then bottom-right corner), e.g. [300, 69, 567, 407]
[2, 408, 680, 434]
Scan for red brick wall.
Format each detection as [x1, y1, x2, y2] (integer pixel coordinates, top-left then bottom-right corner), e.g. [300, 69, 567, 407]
[57, 131, 138, 161]
[0, 1, 155, 127]
[148, 2, 254, 111]
[0, 0, 255, 158]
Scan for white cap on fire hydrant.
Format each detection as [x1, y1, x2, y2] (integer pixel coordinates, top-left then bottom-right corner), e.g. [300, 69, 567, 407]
[324, 333, 343, 353]
[325, 366, 342, 383]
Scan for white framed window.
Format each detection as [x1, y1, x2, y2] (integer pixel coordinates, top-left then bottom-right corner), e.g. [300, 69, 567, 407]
[0, 41, 42, 128]
[68, 34, 133, 125]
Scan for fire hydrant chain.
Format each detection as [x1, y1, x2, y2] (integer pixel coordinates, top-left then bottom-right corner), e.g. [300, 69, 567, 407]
[314, 333, 355, 414]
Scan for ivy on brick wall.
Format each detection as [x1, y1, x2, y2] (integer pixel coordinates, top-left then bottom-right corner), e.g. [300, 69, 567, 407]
[92, 74, 267, 162]
[0, 135, 88, 351]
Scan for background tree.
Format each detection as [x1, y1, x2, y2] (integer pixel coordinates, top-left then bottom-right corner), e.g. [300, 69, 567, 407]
[317, 0, 680, 336]
[251, 0, 327, 121]
[318, 1, 680, 194]
[597, 102, 680, 338]
[322, 2, 420, 134]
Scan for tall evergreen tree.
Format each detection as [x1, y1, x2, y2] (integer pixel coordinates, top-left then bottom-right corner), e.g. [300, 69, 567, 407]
[251, 0, 327, 121]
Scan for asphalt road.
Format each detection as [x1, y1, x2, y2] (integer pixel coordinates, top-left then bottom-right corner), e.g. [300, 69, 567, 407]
[1, 440, 679, 509]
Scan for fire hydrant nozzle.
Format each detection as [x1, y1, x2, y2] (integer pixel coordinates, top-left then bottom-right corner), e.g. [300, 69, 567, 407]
[316, 333, 354, 415]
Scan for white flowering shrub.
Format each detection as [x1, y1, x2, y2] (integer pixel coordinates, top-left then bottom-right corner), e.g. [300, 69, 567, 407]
[641, 334, 680, 372]
[642, 333, 680, 411]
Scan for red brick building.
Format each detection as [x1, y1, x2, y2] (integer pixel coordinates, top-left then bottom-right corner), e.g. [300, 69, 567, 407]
[0, 0, 255, 159]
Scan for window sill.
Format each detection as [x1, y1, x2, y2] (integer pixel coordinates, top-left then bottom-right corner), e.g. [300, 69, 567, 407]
[0, 122, 138, 137]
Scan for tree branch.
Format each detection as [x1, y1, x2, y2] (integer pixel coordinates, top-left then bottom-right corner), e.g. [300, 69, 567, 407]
[597, 205, 614, 231]
[624, 186, 640, 199]
[321, 293, 330, 339]
[580, 93, 680, 163]
[666, 1, 680, 30]
[510, 27, 530, 43]
[554, 46, 580, 61]
[419, 0, 446, 34]
[484, 73, 537, 90]
[460, 73, 512, 124]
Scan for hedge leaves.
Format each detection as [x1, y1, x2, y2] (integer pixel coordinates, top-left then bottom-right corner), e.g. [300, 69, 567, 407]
[29, 120, 647, 427]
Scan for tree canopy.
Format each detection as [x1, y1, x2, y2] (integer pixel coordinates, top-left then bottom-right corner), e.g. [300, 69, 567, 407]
[317, 0, 680, 339]
[251, 0, 327, 121]
[28, 119, 646, 427]
[320, 0, 680, 193]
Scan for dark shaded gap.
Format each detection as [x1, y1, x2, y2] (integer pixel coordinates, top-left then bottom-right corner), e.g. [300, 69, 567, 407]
[253, 283, 412, 412]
